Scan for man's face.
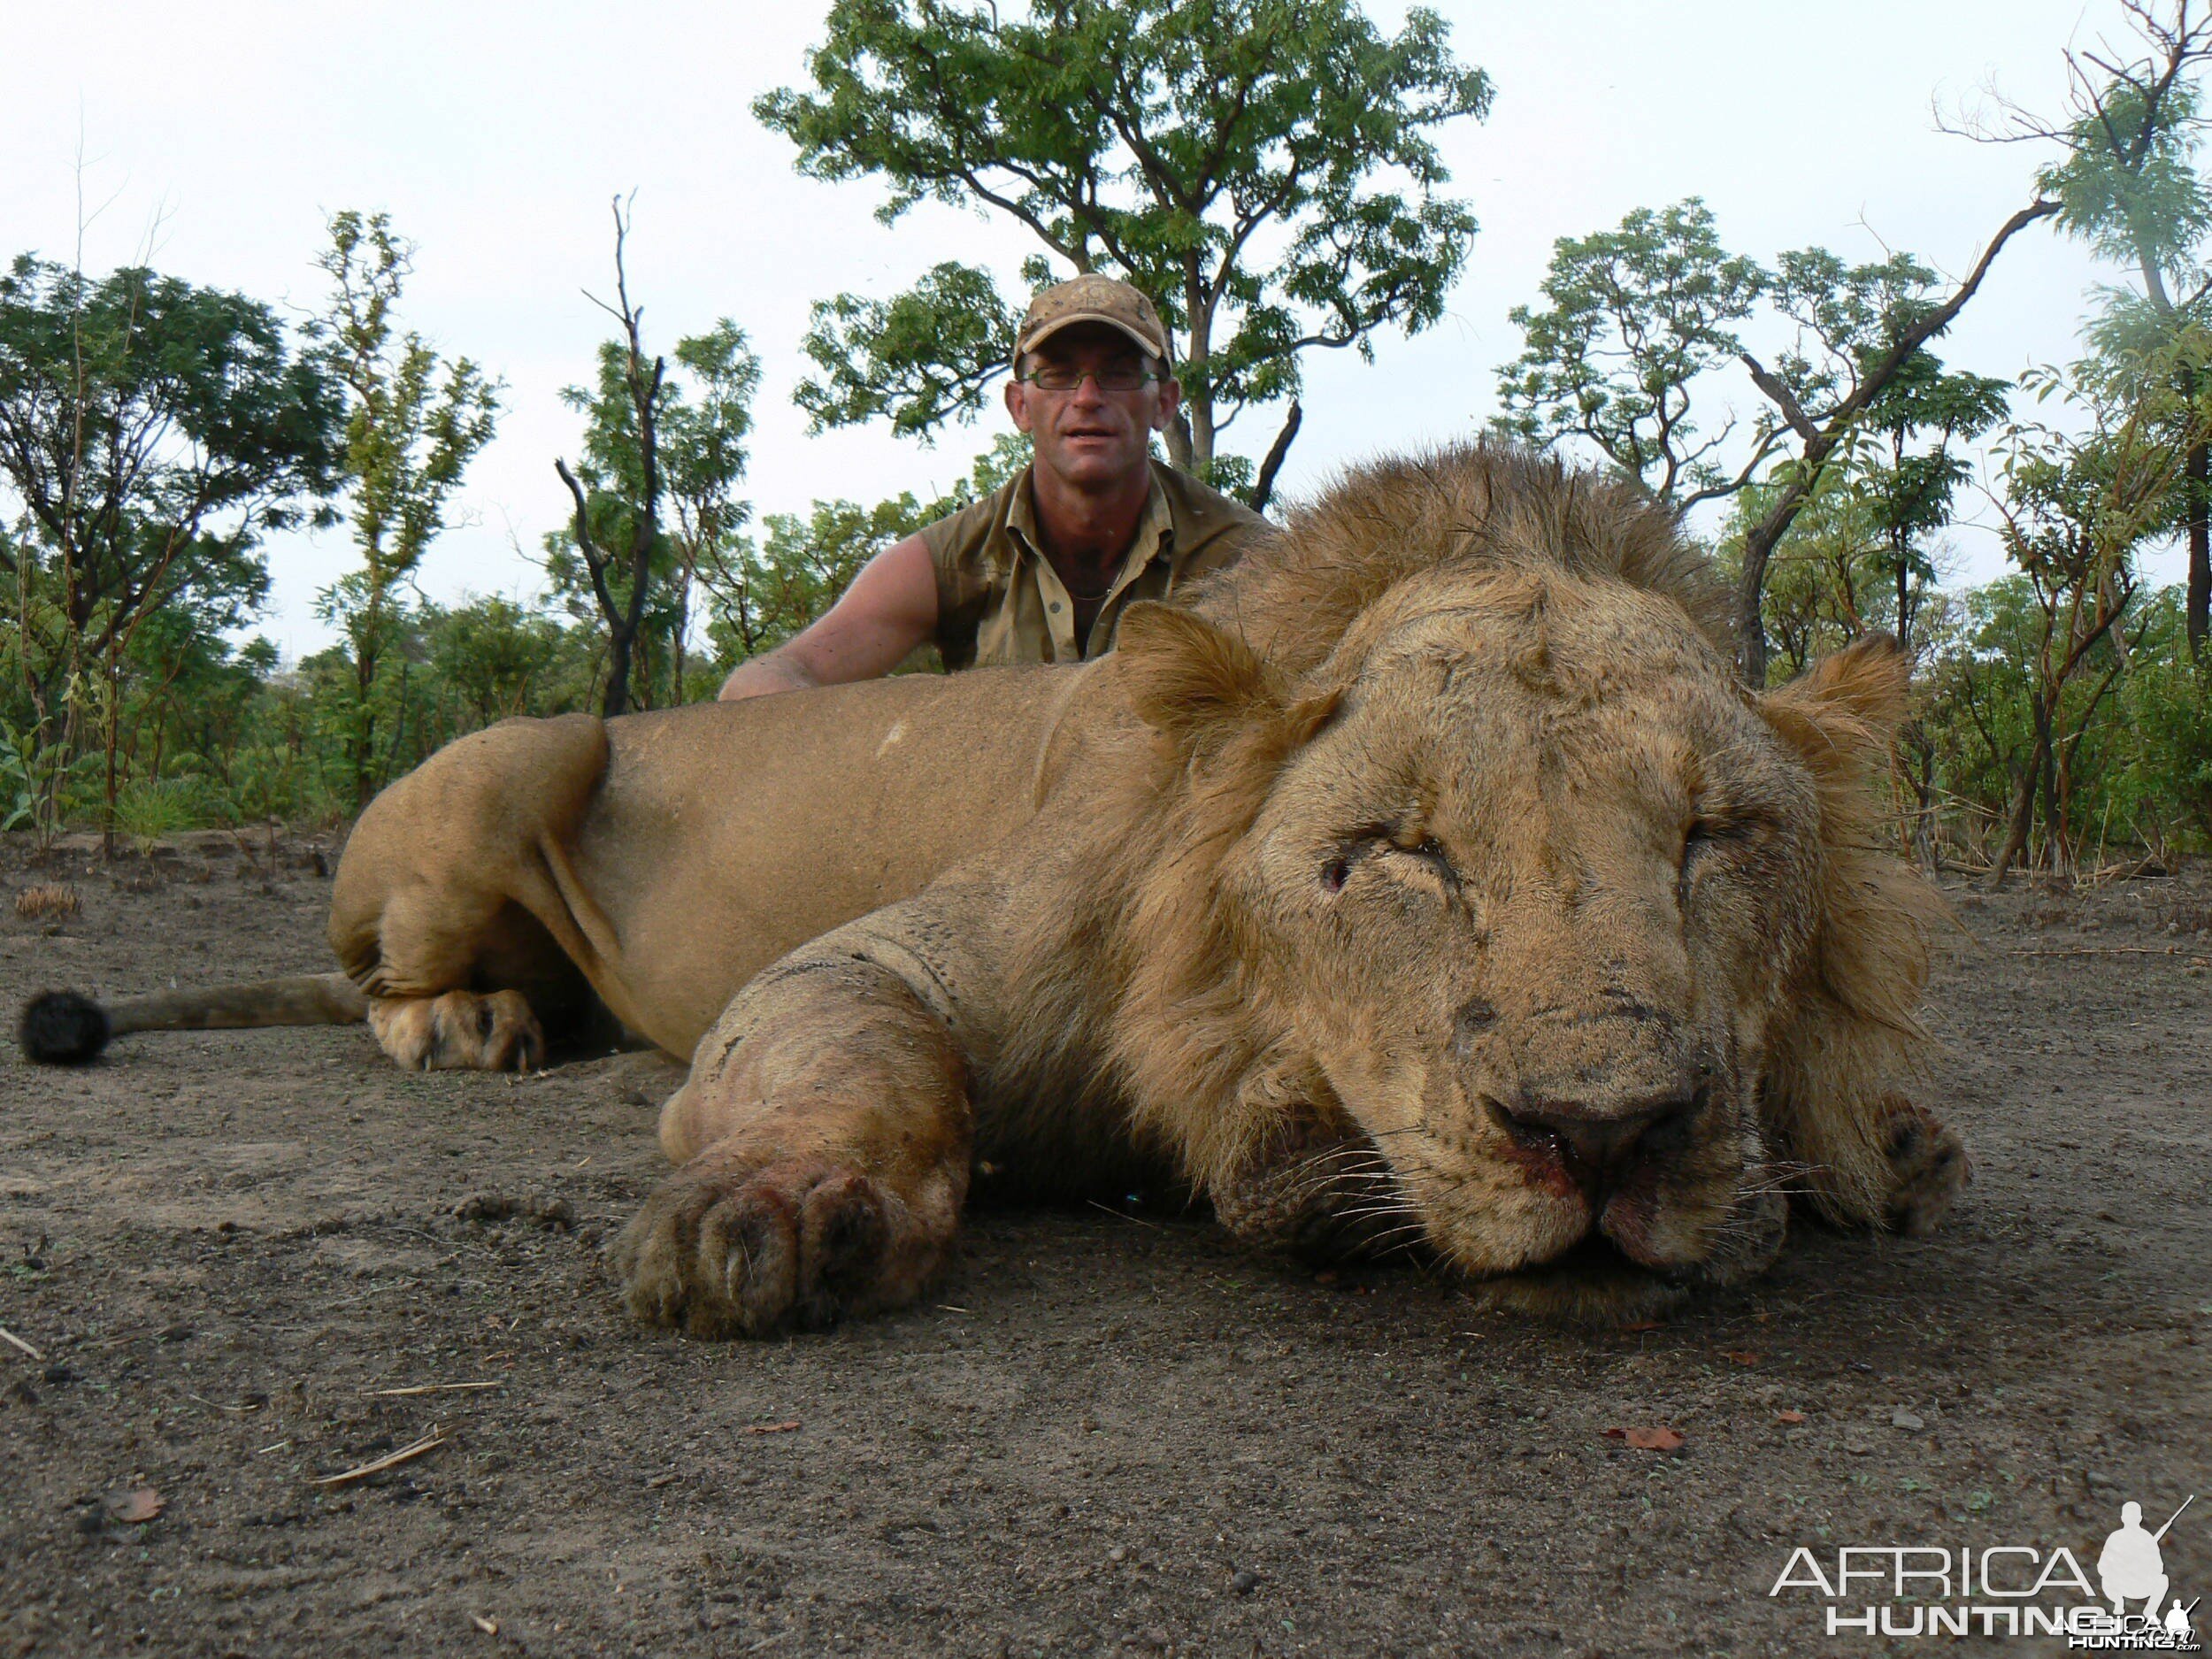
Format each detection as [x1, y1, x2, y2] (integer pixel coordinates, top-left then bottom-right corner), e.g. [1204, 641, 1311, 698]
[1004, 323, 1182, 490]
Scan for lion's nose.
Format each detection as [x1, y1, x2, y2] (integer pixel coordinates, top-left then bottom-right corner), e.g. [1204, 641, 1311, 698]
[1490, 1090, 1700, 1190]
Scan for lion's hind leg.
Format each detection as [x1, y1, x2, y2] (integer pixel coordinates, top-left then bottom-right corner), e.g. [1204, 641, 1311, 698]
[367, 989, 545, 1072]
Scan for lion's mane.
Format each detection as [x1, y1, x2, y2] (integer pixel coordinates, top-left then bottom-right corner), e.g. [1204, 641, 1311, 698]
[995, 441, 1940, 1233]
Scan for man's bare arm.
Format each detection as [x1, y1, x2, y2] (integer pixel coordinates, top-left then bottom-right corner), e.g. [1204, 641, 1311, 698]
[717, 534, 939, 702]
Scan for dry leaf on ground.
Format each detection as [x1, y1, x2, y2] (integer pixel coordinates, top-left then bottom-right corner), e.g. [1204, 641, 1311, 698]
[1603, 1425, 1686, 1451]
[1776, 1410, 1809, 1425]
[108, 1487, 163, 1524]
[742, 1421, 801, 1436]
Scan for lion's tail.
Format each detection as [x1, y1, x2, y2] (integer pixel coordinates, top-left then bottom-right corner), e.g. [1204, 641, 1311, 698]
[19, 973, 368, 1065]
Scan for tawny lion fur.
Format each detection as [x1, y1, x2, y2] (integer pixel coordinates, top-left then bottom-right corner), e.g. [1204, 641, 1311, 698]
[26, 443, 1967, 1333]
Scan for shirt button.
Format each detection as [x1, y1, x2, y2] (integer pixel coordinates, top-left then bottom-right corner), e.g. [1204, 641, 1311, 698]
[1048, 602, 1062, 613]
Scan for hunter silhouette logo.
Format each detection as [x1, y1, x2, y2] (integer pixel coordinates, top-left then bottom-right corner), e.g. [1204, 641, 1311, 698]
[1768, 1493, 2199, 1645]
[2098, 1498, 2196, 1643]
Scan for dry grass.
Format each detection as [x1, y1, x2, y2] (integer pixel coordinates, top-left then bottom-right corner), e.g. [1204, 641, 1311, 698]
[12, 883, 80, 921]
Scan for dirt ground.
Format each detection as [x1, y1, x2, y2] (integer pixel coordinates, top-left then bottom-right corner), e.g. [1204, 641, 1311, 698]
[0, 829, 2207, 1659]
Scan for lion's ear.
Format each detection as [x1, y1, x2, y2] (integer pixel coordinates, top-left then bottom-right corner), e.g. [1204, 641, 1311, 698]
[1758, 631, 1910, 785]
[1116, 602, 1277, 743]
[1114, 601, 1338, 761]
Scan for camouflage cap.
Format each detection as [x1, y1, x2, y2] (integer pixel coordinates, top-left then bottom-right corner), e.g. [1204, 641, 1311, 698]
[1014, 274, 1171, 365]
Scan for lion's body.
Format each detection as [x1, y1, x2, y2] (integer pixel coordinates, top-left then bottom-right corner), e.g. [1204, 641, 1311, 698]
[27, 445, 1969, 1332]
[329, 663, 1079, 1059]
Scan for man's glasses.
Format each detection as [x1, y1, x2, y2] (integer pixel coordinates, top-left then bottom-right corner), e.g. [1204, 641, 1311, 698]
[1018, 364, 1163, 392]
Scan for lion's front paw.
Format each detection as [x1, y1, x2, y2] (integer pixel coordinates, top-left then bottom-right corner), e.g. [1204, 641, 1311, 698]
[367, 990, 543, 1072]
[1877, 1094, 1970, 1236]
[611, 1154, 951, 1337]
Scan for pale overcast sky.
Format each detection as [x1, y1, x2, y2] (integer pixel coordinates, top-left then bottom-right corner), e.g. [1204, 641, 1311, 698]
[1, 0, 2174, 660]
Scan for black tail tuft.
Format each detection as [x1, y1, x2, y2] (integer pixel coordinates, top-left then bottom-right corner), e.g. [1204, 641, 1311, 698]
[19, 991, 111, 1065]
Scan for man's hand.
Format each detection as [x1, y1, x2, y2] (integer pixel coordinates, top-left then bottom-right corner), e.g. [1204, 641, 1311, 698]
[718, 535, 939, 702]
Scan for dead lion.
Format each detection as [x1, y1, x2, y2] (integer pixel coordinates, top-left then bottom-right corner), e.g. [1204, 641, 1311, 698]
[20, 443, 1966, 1330]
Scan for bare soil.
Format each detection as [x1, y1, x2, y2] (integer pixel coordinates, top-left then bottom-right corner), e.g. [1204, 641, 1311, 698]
[1, 831, 2207, 1658]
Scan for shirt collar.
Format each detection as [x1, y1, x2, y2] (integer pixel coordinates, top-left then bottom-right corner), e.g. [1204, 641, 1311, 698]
[1006, 463, 1174, 580]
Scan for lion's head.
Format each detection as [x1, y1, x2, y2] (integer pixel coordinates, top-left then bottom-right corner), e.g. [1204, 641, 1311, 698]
[1067, 443, 1939, 1319]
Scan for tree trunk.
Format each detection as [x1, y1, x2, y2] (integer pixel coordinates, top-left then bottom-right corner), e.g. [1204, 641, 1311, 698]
[1985, 749, 2039, 889]
[2190, 434, 2209, 657]
[101, 672, 119, 859]
[1902, 722, 1940, 874]
[603, 619, 635, 719]
[353, 600, 378, 812]
[1164, 412, 1194, 472]
[1985, 698, 2054, 890]
[1735, 519, 1781, 687]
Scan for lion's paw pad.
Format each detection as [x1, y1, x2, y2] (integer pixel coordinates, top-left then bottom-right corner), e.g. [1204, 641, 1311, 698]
[612, 1159, 904, 1337]
[369, 989, 543, 1072]
[1878, 1095, 1969, 1237]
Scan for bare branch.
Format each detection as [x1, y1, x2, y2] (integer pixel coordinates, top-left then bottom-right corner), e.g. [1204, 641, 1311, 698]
[1739, 351, 1820, 444]
[1248, 399, 1302, 515]
[1734, 197, 2062, 683]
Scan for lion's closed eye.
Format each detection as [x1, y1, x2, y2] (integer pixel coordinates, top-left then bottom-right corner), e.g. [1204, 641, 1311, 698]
[1389, 836, 1461, 888]
[1321, 828, 1461, 898]
[1678, 808, 1777, 904]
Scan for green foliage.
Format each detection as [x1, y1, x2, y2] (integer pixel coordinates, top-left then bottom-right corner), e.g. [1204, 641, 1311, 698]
[545, 319, 760, 710]
[310, 211, 501, 808]
[707, 434, 1028, 664]
[1498, 202, 1991, 515]
[0, 252, 342, 841]
[2030, 23, 2212, 654]
[2038, 79, 2212, 277]
[428, 595, 585, 727]
[758, 0, 1492, 490]
[1495, 200, 1764, 499]
[0, 718, 43, 833]
[113, 775, 227, 854]
[795, 261, 1022, 441]
[2118, 592, 2212, 841]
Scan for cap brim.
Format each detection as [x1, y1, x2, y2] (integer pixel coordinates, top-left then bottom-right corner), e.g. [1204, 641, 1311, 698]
[1017, 311, 1169, 362]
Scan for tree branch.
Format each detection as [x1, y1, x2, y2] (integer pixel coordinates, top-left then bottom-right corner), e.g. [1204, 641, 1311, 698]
[1734, 197, 2062, 683]
[1248, 399, 1302, 515]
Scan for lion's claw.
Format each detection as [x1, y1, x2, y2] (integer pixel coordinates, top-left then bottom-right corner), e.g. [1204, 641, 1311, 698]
[613, 1156, 933, 1337]
[367, 989, 542, 1072]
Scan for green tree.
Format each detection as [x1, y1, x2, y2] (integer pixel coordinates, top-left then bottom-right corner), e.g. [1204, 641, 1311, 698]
[2116, 588, 2212, 847]
[1981, 349, 2203, 884]
[660, 321, 761, 700]
[1850, 349, 2013, 657]
[551, 200, 760, 714]
[1728, 471, 1886, 680]
[425, 595, 593, 729]
[1498, 198, 2057, 683]
[2025, 4, 2212, 651]
[757, 0, 1492, 508]
[705, 434, 1028, 664]
[0, 255, 342, 844]
[1495, 200, 1770, 504]
[311, 211, 500, 808]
